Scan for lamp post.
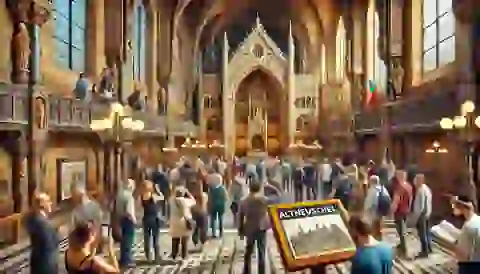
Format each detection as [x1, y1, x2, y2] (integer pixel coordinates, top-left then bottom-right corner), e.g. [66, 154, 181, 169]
[90, 102, 145, 195]
[440, 100, 480, 205]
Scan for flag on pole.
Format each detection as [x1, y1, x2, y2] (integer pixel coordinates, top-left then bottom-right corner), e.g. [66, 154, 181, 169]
[365, 80, 378, 107]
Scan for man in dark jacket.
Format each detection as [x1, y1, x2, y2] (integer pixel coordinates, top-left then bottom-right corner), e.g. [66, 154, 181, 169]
[239, 181, 270, 274]
[24, 192, 59, 274]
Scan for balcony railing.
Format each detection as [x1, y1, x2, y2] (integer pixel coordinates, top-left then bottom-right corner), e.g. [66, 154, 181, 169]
[354, 91, 459, 134]
[0, 93, 28, 125]
[353, 107, 383, 134]
[48, 96, 93, 129]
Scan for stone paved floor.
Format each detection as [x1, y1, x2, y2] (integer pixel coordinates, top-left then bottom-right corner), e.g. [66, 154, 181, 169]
[0, 183, 458, 274]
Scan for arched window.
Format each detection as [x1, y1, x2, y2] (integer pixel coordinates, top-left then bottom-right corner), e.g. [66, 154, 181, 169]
[306, 96, 312, 108]
[203, 95, 212, 109]
[374, 12, 387, 91]
[53, 0, 87, 72]
[133, 1, 147, 81]
[423, 0, 455, 72]
[296, 116, 304, 131]
[336, 18, 346, 80]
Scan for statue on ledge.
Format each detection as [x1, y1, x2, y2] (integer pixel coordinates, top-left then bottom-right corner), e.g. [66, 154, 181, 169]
[11, 22, 30, 84]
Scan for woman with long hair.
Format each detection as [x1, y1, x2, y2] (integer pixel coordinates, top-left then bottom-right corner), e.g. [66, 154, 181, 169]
[65, 223, 119, 273]
[190, 181, 208, 250]
[169, 187, 196, 260]
[140, 180, 163, 262]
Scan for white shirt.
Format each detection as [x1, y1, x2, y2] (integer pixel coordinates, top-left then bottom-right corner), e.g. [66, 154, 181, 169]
[412, 184, 432, 219]
[72, 197, 103, 227]
[319, 163, 332, 182]
[363, 184, 390, 222]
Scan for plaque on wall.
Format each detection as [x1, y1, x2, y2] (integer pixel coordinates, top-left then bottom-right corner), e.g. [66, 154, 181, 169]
[268, 200, 356, 271]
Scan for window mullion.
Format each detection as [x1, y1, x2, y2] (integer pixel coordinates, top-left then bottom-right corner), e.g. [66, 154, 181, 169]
[68, 0, 73, 69]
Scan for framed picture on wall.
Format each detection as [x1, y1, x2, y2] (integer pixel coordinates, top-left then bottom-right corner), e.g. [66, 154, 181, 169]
[268, 200, 356, 271]
[57, 159, 87, 202]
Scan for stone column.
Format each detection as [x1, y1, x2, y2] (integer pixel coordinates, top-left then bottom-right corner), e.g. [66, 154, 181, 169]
[4, 133, 28, 213]
[221, 32, 231, 159]
[364, 0, 375, 88]
[287, 21, 295, 146]
[145, 7, 159, 113]
[351, 3, 367, 111]
[454, 0, 475, 101]
[86, 0, 106, 76]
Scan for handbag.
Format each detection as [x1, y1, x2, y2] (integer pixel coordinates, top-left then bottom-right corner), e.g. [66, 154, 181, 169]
[175, 198, 195, 230]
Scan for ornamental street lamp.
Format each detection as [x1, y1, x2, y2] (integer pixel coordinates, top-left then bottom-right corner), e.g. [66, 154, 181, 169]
[90, 102, 145, 194]
[440, 100, 480, 205]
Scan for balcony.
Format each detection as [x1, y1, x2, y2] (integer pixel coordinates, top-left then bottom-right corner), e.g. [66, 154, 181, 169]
[353, 107, 383, 135]
[389, 91, 459, 132]
[48, 96, 95, 130]
[354, 91, 460, 135]
[0, 92, 28, 128]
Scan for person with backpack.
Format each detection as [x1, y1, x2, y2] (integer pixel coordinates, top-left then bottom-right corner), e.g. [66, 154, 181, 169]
[390, 170, 413, 257]
[364, 175, 391, 240]
[328, 169, 353, 210]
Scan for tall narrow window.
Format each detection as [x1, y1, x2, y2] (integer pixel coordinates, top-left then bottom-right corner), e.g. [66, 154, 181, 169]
[320, 44, 326, 84]
[336, 19, 346, 80]
[133, 2, 147, 81]
[374, 12, 387, 91]
[53, 0, 87, 72]
[423, 0, 455, 73]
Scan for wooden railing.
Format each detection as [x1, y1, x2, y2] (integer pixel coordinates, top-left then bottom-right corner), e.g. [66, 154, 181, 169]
[353, 107, 383, 134]
[48, 96, 94, 129]
[0, 93, 28, 124]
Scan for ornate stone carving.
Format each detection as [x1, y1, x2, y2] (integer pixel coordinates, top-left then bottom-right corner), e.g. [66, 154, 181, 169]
[391, 57, 404, 97]
[7, 0, 50, 84]
[34, 96, 46, 129]
[11, 22, 30, 84]
[228, 18, 287, 95]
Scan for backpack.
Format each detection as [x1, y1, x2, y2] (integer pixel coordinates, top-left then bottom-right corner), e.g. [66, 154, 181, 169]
[376, 186, 391, 216]
[334, 177, 352, 206]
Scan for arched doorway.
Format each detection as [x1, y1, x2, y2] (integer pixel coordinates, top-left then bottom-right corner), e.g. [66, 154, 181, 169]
[234, 69, 285, 156]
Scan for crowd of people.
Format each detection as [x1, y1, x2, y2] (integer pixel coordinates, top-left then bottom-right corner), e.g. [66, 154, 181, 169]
[21, 153, 480, 274]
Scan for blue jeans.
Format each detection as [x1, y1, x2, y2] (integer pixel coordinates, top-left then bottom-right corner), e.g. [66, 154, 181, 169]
[244, 230, 267, 274]
[416, 215, 432, 254]
[210, 210, 224, 237]
[143, 218, 160, 260]
[119, 217, 135, 266]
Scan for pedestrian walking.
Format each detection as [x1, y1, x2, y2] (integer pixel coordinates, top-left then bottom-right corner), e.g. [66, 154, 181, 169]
[238, 181, 270, 274]
[140, 180, 163, 262]
[169, 187, 196, 260]
[115, 179, 137, 268]
[24, 192, 59, 274]
[411, 174, 432, 258]
[391, 170, 412, 257]
[207, 169, 228, 238]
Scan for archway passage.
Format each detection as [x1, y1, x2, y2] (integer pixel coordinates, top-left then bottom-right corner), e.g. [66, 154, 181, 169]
[234, 69, 286, 156]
